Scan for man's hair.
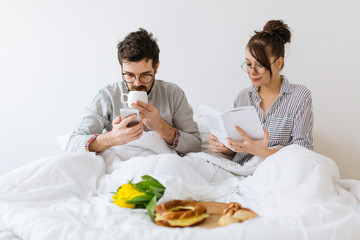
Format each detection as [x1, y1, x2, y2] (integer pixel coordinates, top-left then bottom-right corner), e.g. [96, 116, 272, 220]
[117, 28, 160, 68]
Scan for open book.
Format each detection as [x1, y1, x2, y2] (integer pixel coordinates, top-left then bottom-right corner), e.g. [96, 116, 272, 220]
[199, 105, 264, 150]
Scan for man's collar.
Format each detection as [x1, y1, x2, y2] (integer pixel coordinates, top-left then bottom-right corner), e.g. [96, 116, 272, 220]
[147, 79, 156, 97]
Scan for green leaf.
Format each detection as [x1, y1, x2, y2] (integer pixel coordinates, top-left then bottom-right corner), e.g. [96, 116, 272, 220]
[127, 194, 153, 204]
[148, 186, 165, 199]
[136, 181, 165, 193]
[146, 195, 157, 221]
[128, 177, 135, 184]
[141, 175, 165, 188]
[141, 175, 157, 181]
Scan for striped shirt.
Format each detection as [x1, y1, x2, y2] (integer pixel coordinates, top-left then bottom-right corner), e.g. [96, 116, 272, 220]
[232, 76, 314, 164]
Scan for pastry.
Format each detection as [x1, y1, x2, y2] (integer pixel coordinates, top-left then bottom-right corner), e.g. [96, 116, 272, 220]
[154, 200, 209, 227]
[218, 202, 258, 226]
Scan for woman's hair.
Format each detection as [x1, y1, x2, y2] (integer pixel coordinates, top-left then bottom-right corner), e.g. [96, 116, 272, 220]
[117, 28, 160, 68]
[247, 20, 291, 76]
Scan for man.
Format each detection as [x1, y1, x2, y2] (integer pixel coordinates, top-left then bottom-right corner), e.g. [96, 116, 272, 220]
[66, 28, 201, 155]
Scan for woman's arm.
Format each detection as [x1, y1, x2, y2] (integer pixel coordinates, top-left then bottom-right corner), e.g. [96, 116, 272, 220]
[290, 95, 314, 150]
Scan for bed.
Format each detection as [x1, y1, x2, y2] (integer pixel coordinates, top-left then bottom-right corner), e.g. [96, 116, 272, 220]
[1, 116, 360, 240]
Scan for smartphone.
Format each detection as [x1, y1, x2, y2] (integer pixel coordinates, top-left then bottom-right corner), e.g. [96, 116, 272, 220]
[120, 108, 141, 127]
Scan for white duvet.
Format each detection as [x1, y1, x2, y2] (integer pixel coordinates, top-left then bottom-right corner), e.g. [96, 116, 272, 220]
[1, 132, 360, 240]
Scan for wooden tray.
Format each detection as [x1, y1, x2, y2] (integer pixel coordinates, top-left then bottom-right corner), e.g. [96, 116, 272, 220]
[154, 201, 227, 229]
[197, 201, 227, 228]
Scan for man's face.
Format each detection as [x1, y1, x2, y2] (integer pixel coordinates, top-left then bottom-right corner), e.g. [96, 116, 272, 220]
[121, 59, 159, 92]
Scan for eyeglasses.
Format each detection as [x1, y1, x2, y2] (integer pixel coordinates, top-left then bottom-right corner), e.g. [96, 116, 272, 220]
[122, 71, 154, 84]
[241, 58, 279, 74]
[241, 62, 267, 74]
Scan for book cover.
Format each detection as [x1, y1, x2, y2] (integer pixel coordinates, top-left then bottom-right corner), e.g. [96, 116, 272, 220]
[199, 105, 264, 150]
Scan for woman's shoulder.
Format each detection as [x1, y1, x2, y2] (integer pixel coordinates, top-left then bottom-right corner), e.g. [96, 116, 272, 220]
[289, 83, 312, 100]
[283, 76, 312, 100]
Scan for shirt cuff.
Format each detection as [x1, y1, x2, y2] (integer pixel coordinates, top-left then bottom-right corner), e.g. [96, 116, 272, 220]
[85, 134, 98, 152]
[172, 128, 181, 148]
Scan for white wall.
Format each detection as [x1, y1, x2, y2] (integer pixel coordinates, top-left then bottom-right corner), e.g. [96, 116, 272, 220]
[1, 0, 359, 179]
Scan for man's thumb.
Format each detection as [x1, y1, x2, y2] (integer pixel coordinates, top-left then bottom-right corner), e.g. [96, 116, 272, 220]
[113, 115, 121, 124]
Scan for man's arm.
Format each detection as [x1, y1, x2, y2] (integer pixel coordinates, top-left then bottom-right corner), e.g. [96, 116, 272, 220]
[66, 88, 144, 153]
[171, 90, 201, 154]
[66, 89, 113, 152]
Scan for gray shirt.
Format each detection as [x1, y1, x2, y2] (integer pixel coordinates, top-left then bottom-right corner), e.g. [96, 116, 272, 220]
[65, 80, 201, 154]
[232, 76, 314, 164]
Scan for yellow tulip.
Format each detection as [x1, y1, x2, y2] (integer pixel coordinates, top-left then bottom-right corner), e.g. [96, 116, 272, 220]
[112, 183, 146, 208]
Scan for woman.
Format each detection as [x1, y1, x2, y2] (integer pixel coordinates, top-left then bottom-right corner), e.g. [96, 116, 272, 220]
[209, 20, 313, 164]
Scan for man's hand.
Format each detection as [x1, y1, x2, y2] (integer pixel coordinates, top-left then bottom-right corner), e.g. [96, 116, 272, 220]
[132, 101, 163, 131]
[88, 114, 143, 152]
[132, 101, 176, 145]
[109, 114, 144, 146]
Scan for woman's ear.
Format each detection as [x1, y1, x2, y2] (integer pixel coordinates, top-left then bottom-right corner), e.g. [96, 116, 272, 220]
[276, 57, 284, 69]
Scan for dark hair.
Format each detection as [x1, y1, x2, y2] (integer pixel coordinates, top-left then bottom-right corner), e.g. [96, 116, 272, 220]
[117, 28, 160, 68]
[247, 20, 291, 76]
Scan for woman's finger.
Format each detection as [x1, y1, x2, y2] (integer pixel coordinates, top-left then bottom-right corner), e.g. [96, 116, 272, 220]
[235, 126, 250, 141]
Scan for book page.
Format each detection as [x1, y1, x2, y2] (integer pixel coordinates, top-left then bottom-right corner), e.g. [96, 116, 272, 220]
[222, 107, 264, 142]
[199, 105, 228, 147]
[204, 113, 222, 133]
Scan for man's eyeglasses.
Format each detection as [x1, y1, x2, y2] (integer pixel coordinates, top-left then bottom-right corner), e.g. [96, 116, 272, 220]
[122, 72, 154, 84]
[241, 58, 279, 75]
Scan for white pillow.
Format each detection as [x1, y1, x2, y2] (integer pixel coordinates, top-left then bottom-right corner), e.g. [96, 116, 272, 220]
[194, 113, 213, 154]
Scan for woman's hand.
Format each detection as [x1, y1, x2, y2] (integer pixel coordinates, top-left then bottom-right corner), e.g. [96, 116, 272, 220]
[209, 134, 235, 156]
[227, 127, 276, 159]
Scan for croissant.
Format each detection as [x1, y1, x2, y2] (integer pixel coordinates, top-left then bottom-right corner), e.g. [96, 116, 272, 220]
[218, 202, 258, 226]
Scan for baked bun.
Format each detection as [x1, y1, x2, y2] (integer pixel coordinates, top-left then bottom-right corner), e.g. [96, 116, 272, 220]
[154, 200, 209, 227]
[218, 202, 258, 226]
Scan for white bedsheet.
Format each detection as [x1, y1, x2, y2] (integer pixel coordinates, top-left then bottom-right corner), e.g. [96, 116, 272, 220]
[1, 132, 360, 240]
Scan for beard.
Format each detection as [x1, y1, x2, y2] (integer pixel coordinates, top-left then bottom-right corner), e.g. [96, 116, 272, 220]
[129, 76, 155, 94]
[131, 85, 147, 91]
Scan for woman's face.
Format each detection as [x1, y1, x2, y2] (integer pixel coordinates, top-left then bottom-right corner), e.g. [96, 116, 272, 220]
[245, 49, 280, 88]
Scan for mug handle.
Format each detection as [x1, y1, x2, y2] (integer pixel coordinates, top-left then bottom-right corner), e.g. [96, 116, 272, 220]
[120, 93, 128, 104]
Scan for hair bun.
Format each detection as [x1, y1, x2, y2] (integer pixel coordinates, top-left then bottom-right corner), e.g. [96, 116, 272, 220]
[263, 20, 291, 44]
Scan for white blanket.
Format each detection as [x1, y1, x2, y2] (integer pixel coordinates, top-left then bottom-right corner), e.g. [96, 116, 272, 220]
[1, 132, 360, 240]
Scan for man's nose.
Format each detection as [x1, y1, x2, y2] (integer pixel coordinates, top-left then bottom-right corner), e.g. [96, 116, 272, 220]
[133, 77, 142, 86]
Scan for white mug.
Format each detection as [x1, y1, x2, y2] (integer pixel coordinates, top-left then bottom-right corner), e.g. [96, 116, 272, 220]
[121, 91, 148, 108]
